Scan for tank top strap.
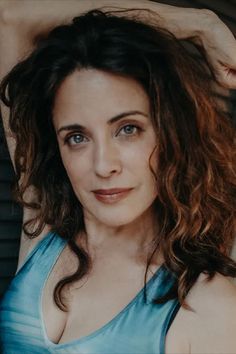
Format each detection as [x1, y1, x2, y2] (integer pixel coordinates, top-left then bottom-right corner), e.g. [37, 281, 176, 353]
[16, 231, 67, 276]
[145, 265, 177, 303]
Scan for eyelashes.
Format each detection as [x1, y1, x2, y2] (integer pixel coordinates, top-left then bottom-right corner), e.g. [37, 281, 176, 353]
[64, 124, 144, 147]
[65, 134, 87, 146]
[118, 124, 141, 136]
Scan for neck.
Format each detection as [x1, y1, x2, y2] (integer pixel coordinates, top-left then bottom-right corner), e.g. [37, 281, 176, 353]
[80, 207, 161, 266]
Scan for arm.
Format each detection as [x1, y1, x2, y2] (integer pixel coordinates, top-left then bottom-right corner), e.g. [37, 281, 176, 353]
[0, 0, 219, 42]
[1, 0, 236, 162]
[165, 273, 236, 354]
[1, 0, 236, 87]
[187, 274, 236, 354]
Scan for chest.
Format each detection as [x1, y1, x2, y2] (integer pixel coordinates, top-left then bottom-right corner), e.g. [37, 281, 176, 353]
[42, 248, 157, 344]
[1, 239, 185, 353]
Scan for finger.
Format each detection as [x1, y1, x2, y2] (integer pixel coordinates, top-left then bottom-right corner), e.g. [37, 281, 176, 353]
[218, 70, 236, 90]
[213, 62, 236, 89]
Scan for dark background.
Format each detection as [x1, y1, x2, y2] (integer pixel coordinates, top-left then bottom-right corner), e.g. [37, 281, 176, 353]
[0, 0, 236, 298]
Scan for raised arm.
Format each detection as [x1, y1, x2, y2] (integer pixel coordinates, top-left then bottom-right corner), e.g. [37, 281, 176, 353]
[1, 0, 236, 85]
[1, 0, 236, 162]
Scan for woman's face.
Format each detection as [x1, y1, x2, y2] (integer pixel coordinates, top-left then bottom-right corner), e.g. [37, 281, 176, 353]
[53, 69, 158, 228]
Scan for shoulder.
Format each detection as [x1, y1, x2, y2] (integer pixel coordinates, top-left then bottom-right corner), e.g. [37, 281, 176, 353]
[17, 221, 51, 273]
[188, 273, 236, 353]
[187, 272, 236, 322]
[166, 272, 236, 354]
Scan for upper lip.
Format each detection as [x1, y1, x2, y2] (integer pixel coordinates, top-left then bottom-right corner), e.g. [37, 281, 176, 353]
[92, 188, 133, 195]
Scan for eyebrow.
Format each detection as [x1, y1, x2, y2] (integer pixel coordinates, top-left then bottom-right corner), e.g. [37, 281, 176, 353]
[56, 110, 148, 135]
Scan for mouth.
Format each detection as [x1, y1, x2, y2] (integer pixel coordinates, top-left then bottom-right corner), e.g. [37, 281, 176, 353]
[92, 188, 133, 204]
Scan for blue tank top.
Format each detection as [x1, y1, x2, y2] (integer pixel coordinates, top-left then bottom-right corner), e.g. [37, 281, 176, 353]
[0, 232, 180, 354]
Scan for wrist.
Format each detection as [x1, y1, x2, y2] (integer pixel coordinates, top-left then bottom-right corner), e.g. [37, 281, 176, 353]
[183, 9, 219, 46]
[153, 6, 216, 43]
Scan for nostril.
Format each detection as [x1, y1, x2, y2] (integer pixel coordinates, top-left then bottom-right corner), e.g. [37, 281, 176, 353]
[93, 149, 122, 178]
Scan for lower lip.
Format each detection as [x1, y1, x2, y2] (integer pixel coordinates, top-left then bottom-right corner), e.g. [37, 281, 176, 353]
[93, 190, 132, 204]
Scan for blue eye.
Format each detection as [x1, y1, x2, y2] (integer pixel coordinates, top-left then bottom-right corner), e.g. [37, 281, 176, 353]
[119, 124, 140, 136]
[66, 133, 87, 146]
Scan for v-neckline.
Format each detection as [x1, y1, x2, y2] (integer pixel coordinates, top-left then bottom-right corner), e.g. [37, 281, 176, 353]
[38, 232, 164, 349]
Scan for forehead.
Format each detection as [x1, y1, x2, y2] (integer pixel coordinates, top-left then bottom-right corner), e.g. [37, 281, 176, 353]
[53, 69, 150, 126]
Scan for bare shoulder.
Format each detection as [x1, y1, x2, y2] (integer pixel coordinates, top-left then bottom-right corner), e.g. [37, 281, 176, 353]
[166, 272, 236, 354]
[17, 223, 51, 273]
[17, 227, 51, 274]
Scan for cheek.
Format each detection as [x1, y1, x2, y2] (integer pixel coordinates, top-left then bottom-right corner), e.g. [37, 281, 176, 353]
[60, 150, 89, 186]
[126, 138, 157, 171]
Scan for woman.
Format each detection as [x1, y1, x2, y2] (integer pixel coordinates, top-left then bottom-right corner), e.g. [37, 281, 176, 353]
[0, 1, 236, 353]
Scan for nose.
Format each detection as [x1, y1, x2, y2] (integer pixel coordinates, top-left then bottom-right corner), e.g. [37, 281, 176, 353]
[93, 140, 122, 178]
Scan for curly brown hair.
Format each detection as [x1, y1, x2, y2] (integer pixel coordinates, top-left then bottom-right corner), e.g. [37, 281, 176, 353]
[1, 8, 236, 310]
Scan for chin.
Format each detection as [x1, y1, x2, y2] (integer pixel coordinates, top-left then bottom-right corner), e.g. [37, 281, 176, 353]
[95, 212, 137, 228]
[88, 204, 154, 229]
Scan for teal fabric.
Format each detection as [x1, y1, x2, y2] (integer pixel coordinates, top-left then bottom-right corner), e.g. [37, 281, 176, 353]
[0, 232, 180, 354]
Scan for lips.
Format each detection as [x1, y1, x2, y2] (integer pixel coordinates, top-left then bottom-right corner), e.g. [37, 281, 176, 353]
[92, 188, 132, 195]
[92, 188, 133, 204]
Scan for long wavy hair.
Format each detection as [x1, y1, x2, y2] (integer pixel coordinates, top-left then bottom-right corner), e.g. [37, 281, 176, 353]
[1, 8, 236, 310]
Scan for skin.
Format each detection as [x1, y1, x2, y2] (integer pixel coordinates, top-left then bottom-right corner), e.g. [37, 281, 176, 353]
[1, 3, 236, 351]
[0, 45, 235, 354]
[46, 68, 236, 353]
[53, 69, 159, 253]
[1, 1, 236, 89]
[1, 1, 236, 269]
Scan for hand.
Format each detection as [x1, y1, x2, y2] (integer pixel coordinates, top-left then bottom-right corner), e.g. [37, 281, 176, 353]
[198, 11, 236, 89]
[1, 1, 236, 90]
